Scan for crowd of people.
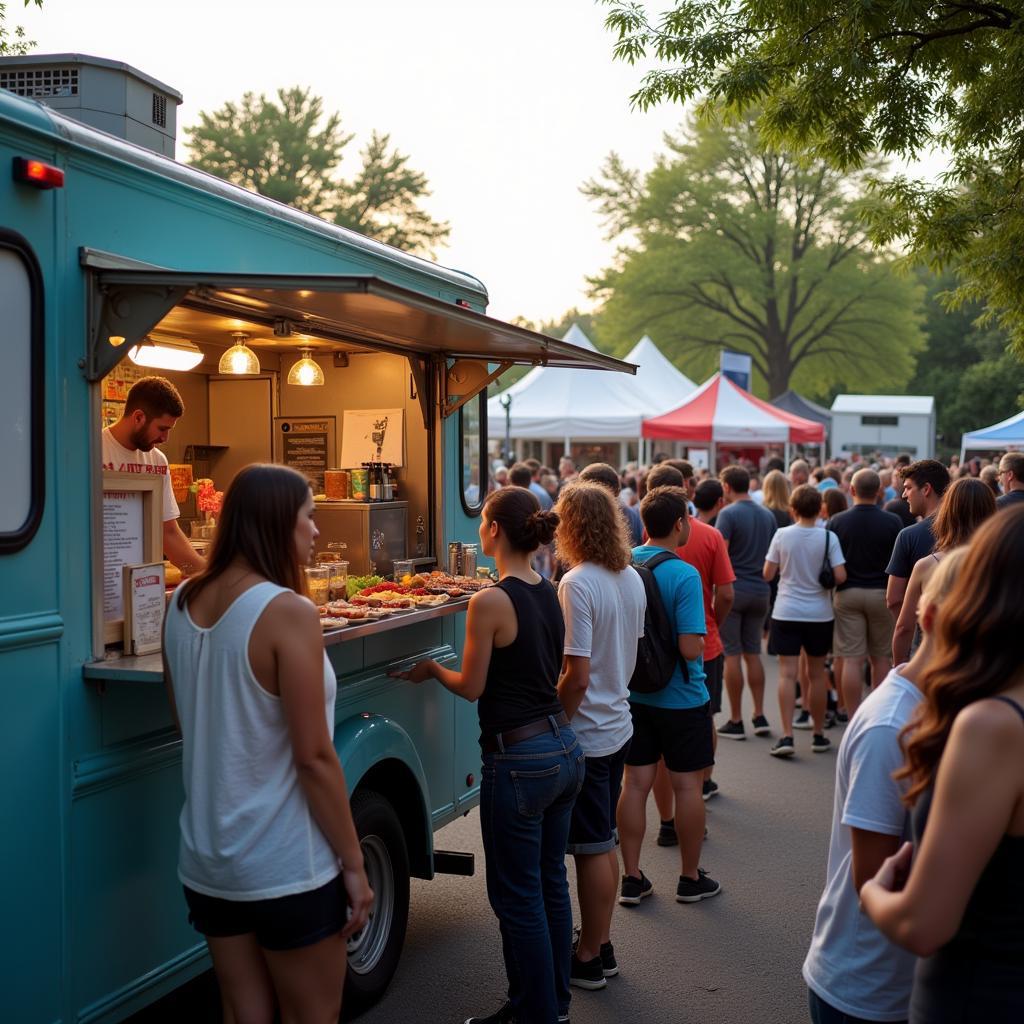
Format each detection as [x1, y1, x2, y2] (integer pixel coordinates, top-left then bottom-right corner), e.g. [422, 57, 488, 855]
[161, 442, 1024, 1023]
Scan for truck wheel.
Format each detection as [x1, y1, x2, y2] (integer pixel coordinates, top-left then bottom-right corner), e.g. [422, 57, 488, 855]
[343, 789, 410, 1017]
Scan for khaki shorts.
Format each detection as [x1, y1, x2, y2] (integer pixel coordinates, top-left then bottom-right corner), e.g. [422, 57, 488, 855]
[833, 587, 893, 658]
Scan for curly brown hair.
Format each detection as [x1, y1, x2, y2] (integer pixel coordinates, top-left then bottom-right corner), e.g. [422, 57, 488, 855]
[896, 506, 1024, 805]
[554, 480, 632, 572]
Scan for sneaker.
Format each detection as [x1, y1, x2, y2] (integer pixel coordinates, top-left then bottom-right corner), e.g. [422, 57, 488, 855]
[770, 736, 795, 758]
[835, 709, 850, 725]
[599, 941, 618, 978]
[716, 719, 746, 740]
[570, 953, 607, 990]
[823, 709, 837, 730]
[619, 871, 653, 906]
[676, 869, 722, 903]
[656, 820, 678, 847]
[465, 1001, 515, 1024]
[751, 714, 771, 736]
[702, 779, 719, 801]
[793, 710, 812, 730]
[558, 1017, 570, 1024]
[812, 733, 832, 753]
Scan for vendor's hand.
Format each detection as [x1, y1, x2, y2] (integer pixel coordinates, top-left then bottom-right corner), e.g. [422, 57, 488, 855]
[340, 865, 374, 940]
[389, 660, 435, 684]
[870, 840, 913, 893]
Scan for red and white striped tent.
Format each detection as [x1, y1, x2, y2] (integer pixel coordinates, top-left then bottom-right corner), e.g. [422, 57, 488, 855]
[642, 373, 825, 467]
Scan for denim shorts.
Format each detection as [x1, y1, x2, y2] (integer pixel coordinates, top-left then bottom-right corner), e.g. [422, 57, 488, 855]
[566, 739, 631, 855]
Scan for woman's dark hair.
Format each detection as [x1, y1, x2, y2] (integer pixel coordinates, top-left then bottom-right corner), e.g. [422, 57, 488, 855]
[897, 506, 1024, 804]
[178, 463, 311, 609]
[790, 483, 824, 519]
[822, 488, 848, 518]
[932, 477, 996, 551]
[484, 485, 558, 553]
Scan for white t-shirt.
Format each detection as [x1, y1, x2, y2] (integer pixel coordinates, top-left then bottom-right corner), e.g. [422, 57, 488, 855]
[102, 427, 180, 522]
[558, 562, 646, 758]
[766, 524, 845, 621]
[803, 669, 922, 1021]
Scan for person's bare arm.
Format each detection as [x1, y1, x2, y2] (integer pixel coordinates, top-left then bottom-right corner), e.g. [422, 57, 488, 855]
[679, 633, 704, 662]
[892, 562, 924, 664]
[162, 520, 207, 574]
[557, 654, 591, 720]
[834, 563, 848, 586]
[763, 559, 779, 582]
[886, 574, 908, 620]
[713, 582, 734, 626]
[850, 827, 903, 892]
[274, 594, 372, 938]
[860, 701, 1021, 956]
[389, 588, 503, 701]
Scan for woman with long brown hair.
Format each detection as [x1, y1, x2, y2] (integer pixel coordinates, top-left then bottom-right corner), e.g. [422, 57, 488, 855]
[163, 464, 373, 1023]
[861, 506, 1024, 1023]
[892, 477, 996, 664]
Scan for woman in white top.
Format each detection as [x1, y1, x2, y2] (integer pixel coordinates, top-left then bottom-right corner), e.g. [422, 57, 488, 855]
[763, 484, 846, 758]
[163, 463, 372, 1023]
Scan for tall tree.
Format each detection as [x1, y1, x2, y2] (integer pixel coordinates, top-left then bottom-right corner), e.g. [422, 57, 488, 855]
[584, 111, 924, 397]
[0, 1, 42, 56]
[601, 0, 1024, 359]
[187, 87, 449, 257]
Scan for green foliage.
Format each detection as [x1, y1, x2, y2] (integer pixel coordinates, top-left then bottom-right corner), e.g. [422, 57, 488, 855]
[909, 269, 1023, 452]
[600, 0, 1024, 359]
[584, 109, 925, 397]
[0, 1, 42, 56]
[187, 87, 449, 257]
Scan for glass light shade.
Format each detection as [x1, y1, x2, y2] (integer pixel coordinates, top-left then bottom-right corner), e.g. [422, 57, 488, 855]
[128, 338, 204, 371]
[218, 333, 260, 375]
[287, 349, 325, 386]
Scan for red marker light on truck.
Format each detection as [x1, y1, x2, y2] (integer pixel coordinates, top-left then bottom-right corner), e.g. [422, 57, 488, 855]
[13, 157, 65, 189]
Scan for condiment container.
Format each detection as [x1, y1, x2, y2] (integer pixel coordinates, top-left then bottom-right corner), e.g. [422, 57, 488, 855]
[304, 566, 330, 605]
[324, 469, 350, 501]
[462, 544, 478, 577]
[447, 541, 463, 577]
[351, 468, 369, 501]
[325, 561, 349, 601]
[392, 559, 415, 584]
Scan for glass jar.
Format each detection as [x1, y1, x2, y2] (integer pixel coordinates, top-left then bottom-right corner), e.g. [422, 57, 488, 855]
[326, 561, 349, 602]
[392, 559, 415, 584]
[461, 544, 478, 577]
[304, 566, 330, 606]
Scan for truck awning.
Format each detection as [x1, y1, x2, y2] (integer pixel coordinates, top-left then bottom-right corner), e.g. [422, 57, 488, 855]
[85, 259, 635, 383]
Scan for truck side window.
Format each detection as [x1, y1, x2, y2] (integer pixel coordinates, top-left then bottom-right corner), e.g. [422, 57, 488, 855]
[0, 233, 44, 553]
[460, 391, 486, 516]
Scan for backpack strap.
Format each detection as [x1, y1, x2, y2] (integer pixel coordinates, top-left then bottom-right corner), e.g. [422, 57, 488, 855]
[636, 549, 680, 572]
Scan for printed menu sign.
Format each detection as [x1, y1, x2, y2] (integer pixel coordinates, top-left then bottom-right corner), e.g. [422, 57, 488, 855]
[275, 417, 336, 494]
[103, 490, 144, 621]
[123, 563, 166, 656]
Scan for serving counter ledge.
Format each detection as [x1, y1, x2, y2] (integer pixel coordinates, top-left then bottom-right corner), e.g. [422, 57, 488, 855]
[82, 597, 470, 683]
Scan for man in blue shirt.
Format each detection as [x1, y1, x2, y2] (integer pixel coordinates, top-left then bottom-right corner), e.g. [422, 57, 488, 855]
[618, 487, 722, 906]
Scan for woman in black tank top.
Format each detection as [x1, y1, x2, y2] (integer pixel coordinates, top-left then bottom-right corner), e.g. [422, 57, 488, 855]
[392, 487, 583, 1024]
[861, 508, 1024, 1023]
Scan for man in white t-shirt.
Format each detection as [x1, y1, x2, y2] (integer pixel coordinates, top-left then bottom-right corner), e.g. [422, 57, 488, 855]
[102, 376, 207, 573]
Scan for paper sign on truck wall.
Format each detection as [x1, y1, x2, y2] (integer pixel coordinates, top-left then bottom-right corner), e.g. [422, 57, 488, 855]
[122, 563, 166, 656]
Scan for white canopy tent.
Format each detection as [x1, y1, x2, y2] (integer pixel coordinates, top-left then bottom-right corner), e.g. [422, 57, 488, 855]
[487, 327, 695, 459]
[960, 408, 1024, 460]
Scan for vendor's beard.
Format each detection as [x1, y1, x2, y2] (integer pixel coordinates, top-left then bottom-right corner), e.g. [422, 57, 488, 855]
[130, 426, 155, 452]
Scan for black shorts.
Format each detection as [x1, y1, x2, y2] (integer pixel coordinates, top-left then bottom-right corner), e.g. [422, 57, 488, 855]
[626, 701, 714, 774]
[567, 739, 630, 855]
[704, 654, 724, 715]
[769, 618, 834, 658]
[183, 873, 347, 951]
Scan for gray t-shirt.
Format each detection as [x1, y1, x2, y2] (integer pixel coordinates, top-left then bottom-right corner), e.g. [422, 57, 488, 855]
[716, 499, 777, 596]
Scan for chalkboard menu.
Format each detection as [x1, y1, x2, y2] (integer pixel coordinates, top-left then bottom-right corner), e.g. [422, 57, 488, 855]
[274, 417, 336, 494]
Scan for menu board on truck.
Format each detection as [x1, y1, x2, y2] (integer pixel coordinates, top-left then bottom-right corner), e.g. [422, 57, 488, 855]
[274, 417, 337, 494]
[122, 562, 166, 656]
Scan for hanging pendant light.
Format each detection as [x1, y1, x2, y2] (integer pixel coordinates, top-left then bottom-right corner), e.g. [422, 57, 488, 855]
[287, 348, 325, 386]
[218, 332, 260, 375]
[128, 336, 204, 371]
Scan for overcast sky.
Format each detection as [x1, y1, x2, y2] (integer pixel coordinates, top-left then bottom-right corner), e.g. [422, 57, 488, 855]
[16, 0, 688, 323]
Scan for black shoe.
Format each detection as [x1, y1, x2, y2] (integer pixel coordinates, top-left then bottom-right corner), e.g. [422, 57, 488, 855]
[619, 871, 653, 905]
[570, 953, 607, 990]
[770, 736, 795, 758]
[793, 710, 812, 730]
[676, 869, 722, 903]
[702, 779, 719, 801]
[716, 719, 746, 740]
[823, 709, 837, 730]
[600, 941, 618, 977]
[751, 714, 771, 736]
[812, 733, 832, 753]
[465, 1001, 515, 1024]
[836, 709, 849, 725]
[657, 819, 678, 846]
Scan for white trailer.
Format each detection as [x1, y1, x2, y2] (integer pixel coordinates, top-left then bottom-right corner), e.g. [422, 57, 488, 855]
[830, 395, 936, 459]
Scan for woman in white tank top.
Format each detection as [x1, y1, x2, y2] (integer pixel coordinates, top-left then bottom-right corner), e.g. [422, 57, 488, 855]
[163, 464, 372, 1022]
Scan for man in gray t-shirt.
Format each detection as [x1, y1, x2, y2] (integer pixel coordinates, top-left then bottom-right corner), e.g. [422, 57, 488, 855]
[715, 466, 777, 740]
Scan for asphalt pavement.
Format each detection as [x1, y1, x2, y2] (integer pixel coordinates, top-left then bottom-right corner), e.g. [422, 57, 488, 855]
[131, 658, 841, 1024]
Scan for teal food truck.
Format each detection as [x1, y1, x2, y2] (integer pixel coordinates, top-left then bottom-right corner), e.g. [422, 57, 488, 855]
[0, 57, 630, 1023]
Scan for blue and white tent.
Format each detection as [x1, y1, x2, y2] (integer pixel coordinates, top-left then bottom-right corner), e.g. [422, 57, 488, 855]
[960, 408, 1024, 461]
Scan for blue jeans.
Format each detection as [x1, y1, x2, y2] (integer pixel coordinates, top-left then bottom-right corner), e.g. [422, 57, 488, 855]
[480, 720, 584, 1024]
[808, 988, 906, 1024]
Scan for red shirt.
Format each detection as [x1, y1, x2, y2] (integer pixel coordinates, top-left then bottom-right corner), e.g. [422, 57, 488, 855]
[676, 518, 735, 661]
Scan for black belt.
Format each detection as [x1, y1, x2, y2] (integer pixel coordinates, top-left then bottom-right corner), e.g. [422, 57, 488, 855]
[481, 711, 569, 753]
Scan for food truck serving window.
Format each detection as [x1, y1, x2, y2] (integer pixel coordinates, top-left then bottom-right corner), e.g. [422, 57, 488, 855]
[460, 391, 486, 517]
[0, 232, 44, 553]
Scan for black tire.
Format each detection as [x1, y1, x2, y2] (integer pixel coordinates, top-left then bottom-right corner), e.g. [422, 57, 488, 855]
[342, 789, 410, 1018]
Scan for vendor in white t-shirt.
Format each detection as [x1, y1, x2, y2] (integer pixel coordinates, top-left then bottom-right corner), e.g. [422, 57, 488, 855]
[102, 376, 207, 575]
